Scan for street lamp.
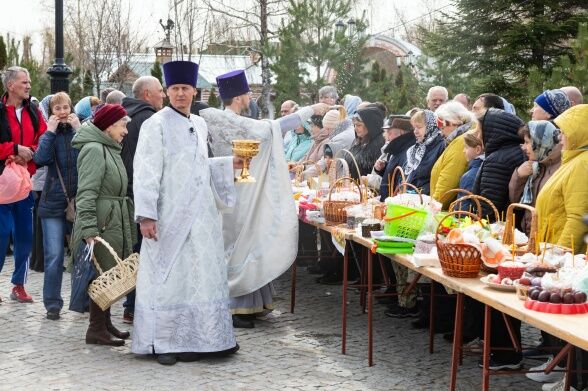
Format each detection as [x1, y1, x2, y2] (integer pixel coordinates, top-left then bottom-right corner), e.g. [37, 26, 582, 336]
[47, 0, 72, 93]
[396, 51, 416, 67]
[347, 18, 356, 37]
[335, 20, 345, 35]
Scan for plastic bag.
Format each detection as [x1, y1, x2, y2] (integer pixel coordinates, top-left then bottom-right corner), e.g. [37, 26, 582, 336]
[69, 241, 96, 313]
[0, 160, 32, 204]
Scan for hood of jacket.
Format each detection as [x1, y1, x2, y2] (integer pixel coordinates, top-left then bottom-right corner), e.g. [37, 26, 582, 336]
[480, 108, 524, 155]
[356, 106, 385, 142]
[122, 96, 156, 117]
[72, 121, 122, 151]
[554, 104, 588, 163]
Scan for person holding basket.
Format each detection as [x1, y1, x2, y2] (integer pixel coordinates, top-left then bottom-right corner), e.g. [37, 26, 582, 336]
[71, 104, 136, 346]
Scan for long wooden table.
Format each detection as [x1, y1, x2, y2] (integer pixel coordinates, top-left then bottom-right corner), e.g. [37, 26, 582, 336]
[302, 220, 588, 390]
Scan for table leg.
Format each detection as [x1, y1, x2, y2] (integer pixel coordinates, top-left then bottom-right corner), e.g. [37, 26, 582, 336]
[482, 305, 491, 391]
[501, 313, 521, 352]
[290, 263, 297, 314]
[429, 282, 435, 354]
[368, 249, 374, 367]
[564, 345, 574, 391]
[361, 248, 367, 314]
[402, 273, 422, 295]
[449, 292, 464, 391]
[341, 241, 349, 355]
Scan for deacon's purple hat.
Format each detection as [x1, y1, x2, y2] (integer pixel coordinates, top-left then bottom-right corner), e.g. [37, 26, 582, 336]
[216, 69, 250, 100]
[163, 60, 199, 88]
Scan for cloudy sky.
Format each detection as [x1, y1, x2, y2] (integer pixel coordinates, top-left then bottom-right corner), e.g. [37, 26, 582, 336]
[1, 0, 451, 58]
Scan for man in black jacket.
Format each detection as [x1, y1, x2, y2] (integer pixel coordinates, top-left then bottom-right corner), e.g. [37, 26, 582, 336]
[120, 76, 165, 323]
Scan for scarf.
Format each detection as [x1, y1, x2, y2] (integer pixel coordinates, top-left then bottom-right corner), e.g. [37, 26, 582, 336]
[521, 121, 559, 204]
[403, 110, 441, 177]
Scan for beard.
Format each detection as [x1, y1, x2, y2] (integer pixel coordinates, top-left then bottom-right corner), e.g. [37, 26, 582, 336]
[240, 104, 251, 117]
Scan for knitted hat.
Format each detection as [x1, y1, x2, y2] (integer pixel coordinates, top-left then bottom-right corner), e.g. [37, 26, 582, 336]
[534, 89, 571, 118]
[93, 104, 128, 131]
[216, 69, 250, 100]
[390, 116, 413, 133]
[163, 60, 199, 87]
[322, 110, 341, 129]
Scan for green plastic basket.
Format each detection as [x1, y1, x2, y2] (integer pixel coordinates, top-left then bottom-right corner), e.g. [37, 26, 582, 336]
[383, 204, 428, 241]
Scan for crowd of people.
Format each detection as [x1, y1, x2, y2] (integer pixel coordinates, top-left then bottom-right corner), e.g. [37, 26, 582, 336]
[281, 84, 587, 391]
[0, 61, 587, 386]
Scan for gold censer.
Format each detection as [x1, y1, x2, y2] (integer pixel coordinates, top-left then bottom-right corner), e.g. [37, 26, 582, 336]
[232, 139, 260, 183]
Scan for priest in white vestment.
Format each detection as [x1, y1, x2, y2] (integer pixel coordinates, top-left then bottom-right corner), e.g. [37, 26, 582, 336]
[200, 70, 328, 328]
[131, 61, 241, 365]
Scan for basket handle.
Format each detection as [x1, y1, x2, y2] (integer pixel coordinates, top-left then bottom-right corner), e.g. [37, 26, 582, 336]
[388, 166, 406, 198]
[328, 157, 350, 185]
[435, 211, 480, 243]
[450, 194, 500, 222]
[334, 149, 362, 181]
[327, 176, 363, 203]
[393, 181, 424, 205]
[440, 188, 474, 208]
[503, 203, 537, 252]
[91, 236, 124, 275]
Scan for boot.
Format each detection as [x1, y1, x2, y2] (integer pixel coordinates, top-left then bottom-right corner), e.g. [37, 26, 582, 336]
[86, 300, 125, 346]
[105, 308, 130, 339]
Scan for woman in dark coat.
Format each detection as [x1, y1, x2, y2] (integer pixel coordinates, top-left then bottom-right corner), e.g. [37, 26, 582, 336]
[472, 108, 526, 369]
[345, 106, 385, 180]
[33, 92, 80, 320]
[473, 108, 526, 219]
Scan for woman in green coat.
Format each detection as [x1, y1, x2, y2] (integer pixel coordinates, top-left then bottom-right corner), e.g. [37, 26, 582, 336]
[72, 104, 136, 346]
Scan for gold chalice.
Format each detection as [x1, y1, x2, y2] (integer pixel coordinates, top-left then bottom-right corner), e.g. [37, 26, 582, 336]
[232, 139, 260, 183]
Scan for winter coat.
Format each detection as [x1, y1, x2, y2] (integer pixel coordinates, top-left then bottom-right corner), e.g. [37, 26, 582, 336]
[71, 121, 136, 272]
[509, 144, 561, 235]
[473, 108, 526, 221]
[346, 107, 385, 180]
[430, 123, 472, 208]
[121, 97, 157, 198]
[536, 104, 588, 253]
[456, 156, 483, 212]
[33, 123, 79, 218]
[379, 132, 416, 200]
[285, 129, 312, 162]
[0, 94, 47, 175]
[405, 133, 445, 195]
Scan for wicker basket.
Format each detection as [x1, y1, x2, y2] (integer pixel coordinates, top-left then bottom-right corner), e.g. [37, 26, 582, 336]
[436, 211, 482, 278]
[384, 166, 407, 199]
[503, 203, 538, 256]
[439, 188, 473, 209]
[88, 236, 139, 311]
[323, 176, 363, 225]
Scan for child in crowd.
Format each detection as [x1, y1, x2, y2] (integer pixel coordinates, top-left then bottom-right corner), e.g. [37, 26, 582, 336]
[456, 130, 484, 211]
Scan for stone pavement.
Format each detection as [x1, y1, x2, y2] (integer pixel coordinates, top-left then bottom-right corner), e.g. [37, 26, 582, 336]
[0, 256, 547, 391]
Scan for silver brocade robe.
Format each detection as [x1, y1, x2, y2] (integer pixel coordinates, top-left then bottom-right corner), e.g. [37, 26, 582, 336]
[199, 108, 298, 297]
[131, 107, 236, 354]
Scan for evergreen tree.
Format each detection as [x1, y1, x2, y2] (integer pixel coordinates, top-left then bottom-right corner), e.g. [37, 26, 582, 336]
[269, 18, 306, 111]
[363, 62, 393, 110]
[330, 17, 370, 96]
[284, 0, 355, 100]
[208, 87, 219, 108]
[0, 36, 7, 70]
[151, 61, 163, 85]
[529, 22, 588, 101]
[420, 0, 588, 109]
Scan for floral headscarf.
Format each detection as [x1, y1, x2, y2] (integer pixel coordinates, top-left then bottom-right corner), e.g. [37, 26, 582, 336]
[403, 110, 441, 177]
[520, 120, 560, 204]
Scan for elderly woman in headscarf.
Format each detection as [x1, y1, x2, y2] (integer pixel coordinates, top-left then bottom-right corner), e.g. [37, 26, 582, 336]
[400, 109, 445, 194]
[509, 121, 561, 235]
